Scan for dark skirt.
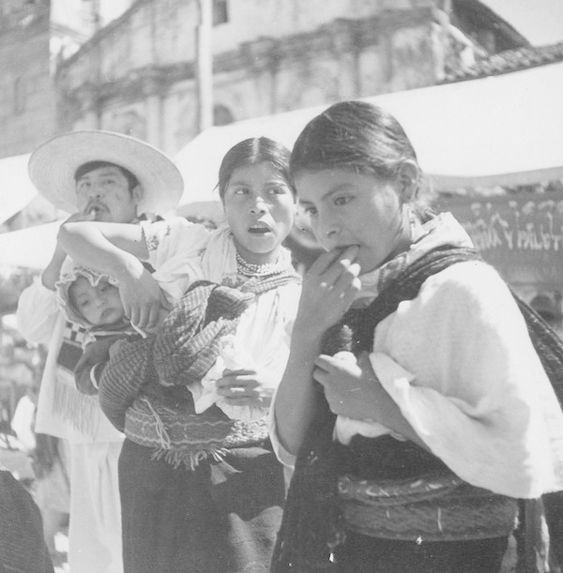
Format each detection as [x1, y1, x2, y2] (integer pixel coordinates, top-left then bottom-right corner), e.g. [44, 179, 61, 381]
[335, 436, 510, 572]
[119, 438, 285, 573]
[545, 491, 563, 566]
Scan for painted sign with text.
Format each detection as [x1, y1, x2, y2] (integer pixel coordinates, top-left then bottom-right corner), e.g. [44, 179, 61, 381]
[442, 192, 563, 287]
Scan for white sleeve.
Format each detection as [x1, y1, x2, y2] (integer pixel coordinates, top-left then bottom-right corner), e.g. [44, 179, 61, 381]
[140, 217, 210, 271]
[267, 284, 302, 477]
[269, 384, 297, 490]
[368, 262, 563, 499]
[152, 254, 208, 303]
[16, 278, 61, 345]
[140, 217, 211, 300]
[269, 411, 297, 468]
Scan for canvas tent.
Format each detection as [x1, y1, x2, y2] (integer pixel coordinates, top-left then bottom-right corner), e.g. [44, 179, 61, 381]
[1, 60, 562, 270]
[174, 60, 563, 293]
[175, 60, 563, 218]
[0, 221, 61, 270]
[0, 154, 36, 226]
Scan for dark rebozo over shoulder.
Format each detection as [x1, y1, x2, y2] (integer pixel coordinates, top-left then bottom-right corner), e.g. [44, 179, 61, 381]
[272, 245, 563, 573]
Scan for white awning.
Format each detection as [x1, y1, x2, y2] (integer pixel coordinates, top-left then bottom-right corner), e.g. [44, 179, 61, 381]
[175, 61, 563, 212]
[0, 220, 61, 270]
[0, 154, 37, 225]
[1, 62, 562, 269]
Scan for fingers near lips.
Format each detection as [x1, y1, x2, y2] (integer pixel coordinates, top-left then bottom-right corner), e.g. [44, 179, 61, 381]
[334, 261, 362, 297]
[317, 246, 361, 293]
[309, 245, 352, 275]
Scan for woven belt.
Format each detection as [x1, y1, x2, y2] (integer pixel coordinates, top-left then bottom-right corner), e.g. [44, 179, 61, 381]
[337, 471, 518, 542]
[124, 396, 270, 469]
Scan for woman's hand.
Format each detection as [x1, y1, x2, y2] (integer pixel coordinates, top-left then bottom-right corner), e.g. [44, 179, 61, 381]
[118, 266, 169, 332]
[313, 351, 381, 421]
[296, 246, 362, 337]
[215, 369, 274, 408]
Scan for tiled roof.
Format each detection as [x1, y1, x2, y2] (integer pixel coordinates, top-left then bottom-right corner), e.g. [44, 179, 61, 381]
[443, 41, 563, 83]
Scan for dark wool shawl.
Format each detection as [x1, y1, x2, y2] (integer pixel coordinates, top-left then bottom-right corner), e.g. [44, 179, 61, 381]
[272, 244, 563, 572]
[271, 246, 492, 572]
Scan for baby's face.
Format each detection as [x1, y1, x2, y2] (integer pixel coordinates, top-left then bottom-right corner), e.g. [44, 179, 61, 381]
[69, 276, 125, 326]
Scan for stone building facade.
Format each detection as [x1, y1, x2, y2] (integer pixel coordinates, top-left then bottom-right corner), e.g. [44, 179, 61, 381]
[55, 0, 526, 156]
[0, 0, 55, 159]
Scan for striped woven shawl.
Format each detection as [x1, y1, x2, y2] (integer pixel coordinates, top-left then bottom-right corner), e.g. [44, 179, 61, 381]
[99, 269, 299, 469]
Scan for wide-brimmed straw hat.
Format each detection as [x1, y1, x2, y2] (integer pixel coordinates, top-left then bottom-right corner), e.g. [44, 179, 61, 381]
[28, 130, 184, 214]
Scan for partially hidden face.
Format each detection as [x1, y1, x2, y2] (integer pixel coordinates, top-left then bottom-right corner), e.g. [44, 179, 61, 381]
[295, 168, 410, 273]
[222, 162, 295, 264]
[75, 165, 141, 223]
[68, 276, 125, 327]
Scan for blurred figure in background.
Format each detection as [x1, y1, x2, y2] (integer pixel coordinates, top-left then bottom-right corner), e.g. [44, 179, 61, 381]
[0, 466, 54, 573]
[11, 359, 70, 566]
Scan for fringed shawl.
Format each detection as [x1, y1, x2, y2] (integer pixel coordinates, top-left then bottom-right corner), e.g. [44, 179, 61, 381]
[53, 320, 105, 437]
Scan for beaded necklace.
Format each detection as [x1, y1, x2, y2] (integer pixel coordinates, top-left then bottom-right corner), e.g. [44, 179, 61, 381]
[235, 251, 286, 277]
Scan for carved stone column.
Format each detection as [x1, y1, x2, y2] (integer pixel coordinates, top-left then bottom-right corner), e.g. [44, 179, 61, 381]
[240, 37, 280, 114]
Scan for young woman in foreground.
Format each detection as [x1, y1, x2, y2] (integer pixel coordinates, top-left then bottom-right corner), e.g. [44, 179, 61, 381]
[271, 101, 563, 573]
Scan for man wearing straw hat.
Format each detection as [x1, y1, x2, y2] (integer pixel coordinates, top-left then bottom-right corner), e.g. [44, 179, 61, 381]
[16, 130, 186, 573]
